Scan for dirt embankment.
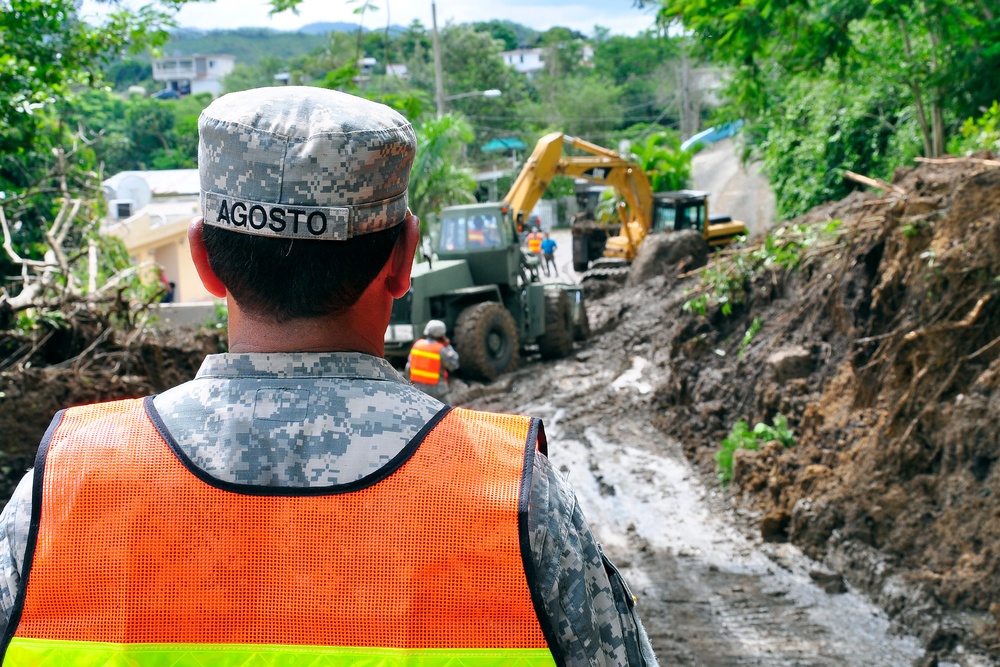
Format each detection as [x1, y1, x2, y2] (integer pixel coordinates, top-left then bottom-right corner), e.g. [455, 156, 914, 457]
[596, 156, 1000, 660]
[0, 323, 223, 500]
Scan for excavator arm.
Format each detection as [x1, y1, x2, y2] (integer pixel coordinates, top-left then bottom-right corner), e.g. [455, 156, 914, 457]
[503, 133, 654, 262]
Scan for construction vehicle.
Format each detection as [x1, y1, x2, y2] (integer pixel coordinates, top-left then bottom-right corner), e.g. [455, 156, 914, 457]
[494, 132, 746, 275]
[384, 203, 587, 381]
[573, 189, 747, 275]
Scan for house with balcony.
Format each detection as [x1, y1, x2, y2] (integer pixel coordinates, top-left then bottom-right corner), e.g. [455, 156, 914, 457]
[152, 54, 236, 98]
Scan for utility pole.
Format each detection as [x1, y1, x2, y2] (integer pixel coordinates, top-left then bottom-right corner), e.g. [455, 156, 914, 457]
[431, 1, 446, 116]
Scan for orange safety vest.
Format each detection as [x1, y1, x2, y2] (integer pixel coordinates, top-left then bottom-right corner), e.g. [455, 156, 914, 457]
[527, 233, 543, 254]
[1, 398, 557, 667]
[409, 338, 446, 385]
[468, 228, 486, 246]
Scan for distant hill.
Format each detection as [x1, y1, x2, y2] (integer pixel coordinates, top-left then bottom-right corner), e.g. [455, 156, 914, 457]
[298, 21, 363, 34]
[163, 24, 409, 65]
[300, 22, 409, 36]
[164, 27, 328, 65]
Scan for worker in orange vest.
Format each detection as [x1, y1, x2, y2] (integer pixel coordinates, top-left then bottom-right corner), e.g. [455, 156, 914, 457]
[406, 319, 459, 401]
[0, 88, 657, 667]
[527, 225, 544, 256]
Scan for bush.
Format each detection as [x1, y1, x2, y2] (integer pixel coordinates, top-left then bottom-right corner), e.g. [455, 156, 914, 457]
[716, 415, 795, 485]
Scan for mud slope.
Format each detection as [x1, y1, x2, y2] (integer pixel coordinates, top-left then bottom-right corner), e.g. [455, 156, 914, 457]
[527, 155, 999, 663]
[0, 327, 223, 500]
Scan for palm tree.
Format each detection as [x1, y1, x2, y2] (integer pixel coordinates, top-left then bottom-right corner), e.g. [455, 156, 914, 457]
[408, 114, 477, 223]
[630, 131, 694, 193]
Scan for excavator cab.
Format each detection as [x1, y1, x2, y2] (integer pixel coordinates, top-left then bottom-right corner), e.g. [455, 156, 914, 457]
[653, 190, 747, 247]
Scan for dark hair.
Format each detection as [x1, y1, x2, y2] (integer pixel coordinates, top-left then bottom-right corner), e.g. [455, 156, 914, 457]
[202, 222, 404, 322]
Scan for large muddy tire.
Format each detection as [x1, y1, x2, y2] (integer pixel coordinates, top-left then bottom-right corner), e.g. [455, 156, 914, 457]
[453, 302, 519, 381]
[537, 289, 574, 359]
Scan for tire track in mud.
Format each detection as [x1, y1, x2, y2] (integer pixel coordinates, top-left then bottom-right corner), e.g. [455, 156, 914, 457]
[463, 358, 925, 666]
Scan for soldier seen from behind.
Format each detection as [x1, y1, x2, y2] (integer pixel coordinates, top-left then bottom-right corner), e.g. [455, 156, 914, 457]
[0, 87, 658, 667]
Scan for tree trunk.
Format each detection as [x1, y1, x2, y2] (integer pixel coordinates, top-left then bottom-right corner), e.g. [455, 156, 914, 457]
[898, 18, 935, 157]
[931, 103, 946, 157]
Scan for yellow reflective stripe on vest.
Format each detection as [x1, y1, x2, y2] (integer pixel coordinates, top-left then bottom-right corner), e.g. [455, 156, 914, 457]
[409, 368, 440, 382]
[3, 637, 557, 666]
[409, 348, 440, 360]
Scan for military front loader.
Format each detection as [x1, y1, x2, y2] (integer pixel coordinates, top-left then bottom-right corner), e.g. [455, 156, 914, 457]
[384, 203, 588, 381]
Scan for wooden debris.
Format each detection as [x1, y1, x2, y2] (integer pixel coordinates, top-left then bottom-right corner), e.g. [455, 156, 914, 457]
[843, 170, 907, 195]
[914, 156, 1000, 168]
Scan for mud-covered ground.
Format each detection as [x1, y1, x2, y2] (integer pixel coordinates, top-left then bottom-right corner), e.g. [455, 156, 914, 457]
[463, 156, 1000, 666]
[459, 361, 929, 665]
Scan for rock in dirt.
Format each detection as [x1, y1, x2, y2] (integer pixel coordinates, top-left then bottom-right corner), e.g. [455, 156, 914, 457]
[626, 230, 707, 286]
[766, 345, 814, 383]
[809, 567, 848, 594]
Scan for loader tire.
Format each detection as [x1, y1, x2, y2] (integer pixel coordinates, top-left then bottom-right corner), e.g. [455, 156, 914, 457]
[453, 301, 519, 381]
[537, 289, 574, 360]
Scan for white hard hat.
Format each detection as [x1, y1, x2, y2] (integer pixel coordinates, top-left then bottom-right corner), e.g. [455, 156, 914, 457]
[423, 319, 447, 338]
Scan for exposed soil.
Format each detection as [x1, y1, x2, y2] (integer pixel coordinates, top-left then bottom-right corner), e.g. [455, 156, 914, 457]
[0, 322, 223, 500]
[459, 155, 1000, 665]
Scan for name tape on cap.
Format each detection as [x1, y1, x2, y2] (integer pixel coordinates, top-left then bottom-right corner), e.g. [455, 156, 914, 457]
[202, 192, 353, 241]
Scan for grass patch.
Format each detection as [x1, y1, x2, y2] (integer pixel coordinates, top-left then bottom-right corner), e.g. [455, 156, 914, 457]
[716, 414, 795, 485]
[684, 220, 841, 317]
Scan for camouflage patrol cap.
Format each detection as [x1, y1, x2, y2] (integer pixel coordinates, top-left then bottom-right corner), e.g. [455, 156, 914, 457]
[198, 87, 415, 241]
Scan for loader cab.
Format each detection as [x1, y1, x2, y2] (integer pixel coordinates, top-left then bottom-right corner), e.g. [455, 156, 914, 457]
[436, 203, 522, 287]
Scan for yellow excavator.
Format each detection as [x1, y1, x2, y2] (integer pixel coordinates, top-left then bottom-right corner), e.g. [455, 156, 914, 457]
[501, 132, 747, 274]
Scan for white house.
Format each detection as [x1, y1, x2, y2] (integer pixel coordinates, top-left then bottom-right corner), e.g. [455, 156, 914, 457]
[101, 169, 216, 304]
[152, 54, 236, 98]
[500, 43, 594, 78]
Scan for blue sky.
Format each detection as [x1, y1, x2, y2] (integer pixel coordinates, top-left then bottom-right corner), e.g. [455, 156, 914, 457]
[83, 1, 659, 36]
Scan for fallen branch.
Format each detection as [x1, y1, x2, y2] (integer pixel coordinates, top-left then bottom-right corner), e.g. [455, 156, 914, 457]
[902, 295, 992, 343]
[844, 170, 907, 195]
[914, 156, 1000, 168]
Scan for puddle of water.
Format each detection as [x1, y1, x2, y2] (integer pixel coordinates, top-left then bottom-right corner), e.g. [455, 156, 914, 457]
[611, 356, 654, 395]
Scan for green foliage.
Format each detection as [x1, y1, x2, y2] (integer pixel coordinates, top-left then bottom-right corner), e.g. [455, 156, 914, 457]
[542, 176, 576, 200]
[164, 28, 327, 66]
[655, 0, 1000, 218]
[950, 101, 1000, 155]
[629, 131, 692, 192]
[683, 220, 841, 316]
[408, 114, 477, 220]
[716, 415, 795, 485]
[737, 317, 763, 359]
[472, 20, 539, 51]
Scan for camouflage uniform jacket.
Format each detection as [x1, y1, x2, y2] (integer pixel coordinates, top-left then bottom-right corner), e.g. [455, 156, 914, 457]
[0, 353, 656, 667]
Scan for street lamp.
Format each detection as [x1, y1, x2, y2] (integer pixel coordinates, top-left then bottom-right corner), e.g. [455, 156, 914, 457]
[444, 89, 503, 102]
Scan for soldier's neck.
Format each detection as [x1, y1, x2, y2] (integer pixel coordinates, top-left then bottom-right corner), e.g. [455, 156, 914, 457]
[225, 297, 387, 357]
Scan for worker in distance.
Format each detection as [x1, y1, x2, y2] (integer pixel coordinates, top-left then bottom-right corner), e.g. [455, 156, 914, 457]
[0, 87, 657, 667]
[406, 319, 460, 402]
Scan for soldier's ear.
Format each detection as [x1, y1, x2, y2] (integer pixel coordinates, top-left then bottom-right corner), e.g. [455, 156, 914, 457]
[188, 217, 228, 299]
[385, 212, 419, 299]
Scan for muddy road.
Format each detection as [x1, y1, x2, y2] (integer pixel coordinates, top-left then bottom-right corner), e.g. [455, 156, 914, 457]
[457, 355, 926, 666]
